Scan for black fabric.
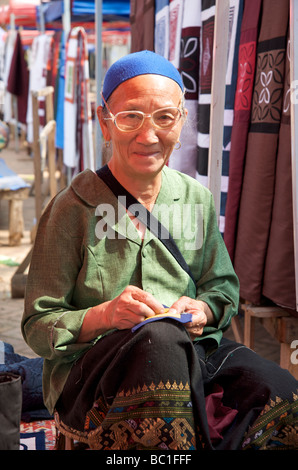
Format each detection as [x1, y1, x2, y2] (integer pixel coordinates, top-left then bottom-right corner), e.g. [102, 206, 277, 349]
[56, 321, 298, 450]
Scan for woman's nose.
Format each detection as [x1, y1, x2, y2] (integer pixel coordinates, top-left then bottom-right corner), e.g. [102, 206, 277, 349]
[135, 117, 159, 144]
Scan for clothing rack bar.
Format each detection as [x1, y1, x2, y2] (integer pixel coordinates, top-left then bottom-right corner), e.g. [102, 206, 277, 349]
[95, 0, 103, 168]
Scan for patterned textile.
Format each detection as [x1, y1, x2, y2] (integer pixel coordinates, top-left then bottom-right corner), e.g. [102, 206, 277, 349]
[20, 431, 46, 450]
[26, 33, 53, 143]
[262, 35, 297, 312]
[196, 0, 215, 187]
[169, 0, 184, 68]
[219, 0, 243, 234]
[56, 322, 298, 450]
[168, 0, 201, 178]
[56, 322, 215, 450]
[155, 0, 170, 58]
[85, 381, 196, 450]
[196, 0, 243, 234]
[242, 393, 298, 450]
[224, 0, 262, 262]
[6, 32, 29, 125]
[20, 419, 56, 450]
[234, 0, 289, 304]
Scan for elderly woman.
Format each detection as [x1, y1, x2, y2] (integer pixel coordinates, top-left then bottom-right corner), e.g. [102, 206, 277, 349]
[22, 51, 297, 450]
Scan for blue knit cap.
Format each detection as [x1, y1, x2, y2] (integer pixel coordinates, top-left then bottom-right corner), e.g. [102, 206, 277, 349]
[102, 50, 184, 104]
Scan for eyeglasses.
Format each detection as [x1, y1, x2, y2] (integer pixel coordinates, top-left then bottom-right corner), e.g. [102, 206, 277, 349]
[101, 92, 183, 132]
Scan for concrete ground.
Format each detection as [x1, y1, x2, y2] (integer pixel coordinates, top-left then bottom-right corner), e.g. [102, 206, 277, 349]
[0, 137, 36, 357]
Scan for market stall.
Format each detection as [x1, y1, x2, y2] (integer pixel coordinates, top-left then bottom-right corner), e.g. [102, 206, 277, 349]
[0, 0, 131, 175]
[0, 0, 298, 451]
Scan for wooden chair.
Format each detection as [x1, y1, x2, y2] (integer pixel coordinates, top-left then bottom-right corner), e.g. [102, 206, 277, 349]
[11, 86, 64, 298]
[0, 158, 30, 246]
[242, 303, 298, 379]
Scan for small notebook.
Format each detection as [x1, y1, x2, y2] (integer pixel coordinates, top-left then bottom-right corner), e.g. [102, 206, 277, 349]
[131, 310, 193, 332]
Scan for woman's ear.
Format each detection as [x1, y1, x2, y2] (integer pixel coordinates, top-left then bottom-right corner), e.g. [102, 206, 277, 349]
[97, 105, 111, 141]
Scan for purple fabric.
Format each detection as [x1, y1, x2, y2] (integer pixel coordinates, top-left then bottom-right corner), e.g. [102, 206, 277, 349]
[205, 384, 238, 444]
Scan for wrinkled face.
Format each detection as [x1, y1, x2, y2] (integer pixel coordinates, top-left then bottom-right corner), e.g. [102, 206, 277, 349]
[97, 74, 186, 180]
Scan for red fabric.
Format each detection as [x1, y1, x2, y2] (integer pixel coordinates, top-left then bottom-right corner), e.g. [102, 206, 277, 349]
[224, 0, 262, 262]
[205, 384, 238, 444]
[6, 32, 29, 124]
[234, 0, 289, 304]
[262, 33, 297, 313]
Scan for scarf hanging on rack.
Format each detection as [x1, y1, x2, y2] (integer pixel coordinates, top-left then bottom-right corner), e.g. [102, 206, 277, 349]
[64, 26, 94, 172]
[168, 0, 201, 178]
[234, 0, 289, 304]
[3, 30, 17, 124]
[219, 0, 243, 235]
[26, 33, 53, 143]
[169, 0, 184, 68]
[196, 0, 215, 187]
[224, 0, 262, 262]
[154, 0, 170, 58]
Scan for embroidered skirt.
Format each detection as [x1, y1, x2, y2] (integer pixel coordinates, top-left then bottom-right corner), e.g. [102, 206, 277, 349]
[56, 320, 298, 450]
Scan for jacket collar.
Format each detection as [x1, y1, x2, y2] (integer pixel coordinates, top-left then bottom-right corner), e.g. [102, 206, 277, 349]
[70, 167, 181, 245]
[71, 166, 181, 207]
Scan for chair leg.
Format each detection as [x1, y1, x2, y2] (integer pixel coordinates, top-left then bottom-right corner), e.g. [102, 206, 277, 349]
[65, 436, 75, 450]
[244, 310, 255, 349]
[231, 316, 243, 343]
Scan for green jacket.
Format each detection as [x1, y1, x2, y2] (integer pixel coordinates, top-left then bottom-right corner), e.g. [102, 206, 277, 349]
[22, 166, 239, 413]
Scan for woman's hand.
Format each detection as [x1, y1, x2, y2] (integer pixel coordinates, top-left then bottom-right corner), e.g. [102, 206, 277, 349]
[104, 285, 165, 330]
[78, 285, 165, 342]
[168, 296, 214, 340]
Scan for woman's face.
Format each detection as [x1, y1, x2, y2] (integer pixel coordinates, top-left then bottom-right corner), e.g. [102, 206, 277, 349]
[97, 74, 186, 180]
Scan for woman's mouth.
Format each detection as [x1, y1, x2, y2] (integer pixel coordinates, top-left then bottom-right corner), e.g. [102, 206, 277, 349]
[133, 150, 160, 158]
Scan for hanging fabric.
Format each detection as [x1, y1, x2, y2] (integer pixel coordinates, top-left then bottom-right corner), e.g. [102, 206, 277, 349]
[48, 31, 62, 102]
[154, 0, 170, 58]
[234, 0, 289, 305]
[219, 0, 243, 234]
[169, 0, 184, 68]
[224, 0, 262, 262]
[6, 32, 29, 125]
[3, 30, 17, 124]
[26, 33, 53, 143]
[262, 35, 297, 314]
[64, 26, 94, 172]
[130, 0, 155, 53]
[196, 0, 215, 187]
[168, 0, 201, 178]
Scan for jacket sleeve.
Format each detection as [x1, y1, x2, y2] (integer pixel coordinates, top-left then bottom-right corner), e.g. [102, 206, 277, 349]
[21, 194, 93, 362]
